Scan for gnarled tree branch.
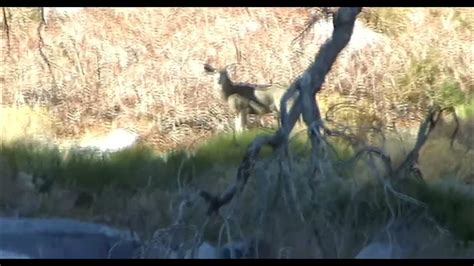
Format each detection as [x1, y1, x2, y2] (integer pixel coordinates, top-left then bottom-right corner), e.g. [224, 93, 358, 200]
[393, 105, 460, 180]
[199, 7, 363, 216]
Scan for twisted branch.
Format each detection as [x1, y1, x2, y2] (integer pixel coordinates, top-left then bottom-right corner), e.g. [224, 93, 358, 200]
[393, 105, 460, 179]
[199, 7, 363, 216]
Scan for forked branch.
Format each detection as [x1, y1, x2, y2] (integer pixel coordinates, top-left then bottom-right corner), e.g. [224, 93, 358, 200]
[199, 7, 363, 216]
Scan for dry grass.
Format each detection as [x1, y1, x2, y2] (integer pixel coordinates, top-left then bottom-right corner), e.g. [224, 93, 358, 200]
[1, 8, 472, 153]
[0, 105, 54, 143]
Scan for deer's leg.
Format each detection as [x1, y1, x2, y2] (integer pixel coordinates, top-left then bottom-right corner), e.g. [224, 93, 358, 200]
[240, 109, 249, 132]
[275, 111, 282, 129]
[259, 115, 266, 128]
[234, 113, 242, 133]
[235, 110, 247, 133]
[231, 114, 238, 145]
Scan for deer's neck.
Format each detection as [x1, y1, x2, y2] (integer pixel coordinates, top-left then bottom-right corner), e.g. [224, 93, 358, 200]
[220, 73, 234, 100]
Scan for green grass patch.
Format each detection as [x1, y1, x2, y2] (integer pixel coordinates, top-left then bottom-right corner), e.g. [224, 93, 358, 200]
[359, 8, 409, 36]
[0, 128, 311, 192]
[399, 178, 474, 242]
[455, 98, 474, 120]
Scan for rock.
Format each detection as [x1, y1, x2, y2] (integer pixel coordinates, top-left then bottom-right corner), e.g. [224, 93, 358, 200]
[197, 242, 220, 258]
[355, 242, 398, 259]
[221, 239, 254, 258]
[0, 249, 31, 259]
[185, 242, 220, 259]
[187, 240, 259, 259]
[142, 240, 262, 259]
[355, 217, 438, 259]
[0, 217, 140, 258]
[142, 241, 220, 259]
[220, 238, 269, 258]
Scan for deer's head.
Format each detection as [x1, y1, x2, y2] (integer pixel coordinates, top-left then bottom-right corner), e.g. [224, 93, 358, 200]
[204, 63, 236, 87]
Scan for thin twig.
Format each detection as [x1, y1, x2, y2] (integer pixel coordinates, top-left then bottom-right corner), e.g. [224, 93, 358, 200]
[36, 8, 59, 104]
[2, 8, 11, 56]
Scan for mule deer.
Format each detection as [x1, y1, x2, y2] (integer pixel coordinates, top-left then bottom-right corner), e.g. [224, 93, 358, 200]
[204, 63, 299, 133]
